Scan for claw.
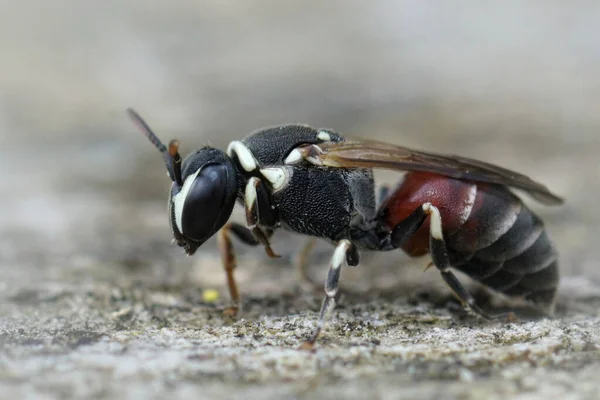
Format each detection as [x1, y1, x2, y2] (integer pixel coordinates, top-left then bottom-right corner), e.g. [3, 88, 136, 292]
[506, 311, 518, 322]
[424, 261, 435, 272]
[223, 306, 239, 317]
[252, 227, 281, 258]
[263, 243, 281, 259]
[299, 341, 317, 352]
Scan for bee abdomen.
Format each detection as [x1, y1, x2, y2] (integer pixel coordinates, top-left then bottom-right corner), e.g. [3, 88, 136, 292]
[457, 205, 559, 308]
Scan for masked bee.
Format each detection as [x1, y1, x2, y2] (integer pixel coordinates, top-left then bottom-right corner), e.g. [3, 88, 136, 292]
[128, 109, 563, 348]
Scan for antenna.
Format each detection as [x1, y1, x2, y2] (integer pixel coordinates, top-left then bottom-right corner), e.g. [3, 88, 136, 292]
[127, 108, 184, 186]
[168, 139, 183, 186]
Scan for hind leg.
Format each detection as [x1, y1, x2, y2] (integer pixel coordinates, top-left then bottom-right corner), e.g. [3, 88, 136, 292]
[390, 203, 512, 320]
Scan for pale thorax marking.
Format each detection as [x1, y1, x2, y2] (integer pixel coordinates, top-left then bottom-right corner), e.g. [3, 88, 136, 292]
[317, 131, 332, 141]
[260, 167, 290, 192]
[284, 149, 303, 164]
[227, 141, 257, 172]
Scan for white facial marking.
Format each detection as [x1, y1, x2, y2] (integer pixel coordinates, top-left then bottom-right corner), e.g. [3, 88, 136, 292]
[226, 141, 257, 172]
[173, 168, 202, 234]
[458, 185, 477, 226]
[260, 167, 289, 191]
[284, 149, 303, 164]
[317, 131, 331, 141]
[245, 177, 258, 211]
[424, 203, 444, 240]
[331, 240, 351, 270]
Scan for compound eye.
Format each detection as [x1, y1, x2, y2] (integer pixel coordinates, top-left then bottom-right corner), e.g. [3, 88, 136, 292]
[175, 164, 230, 242]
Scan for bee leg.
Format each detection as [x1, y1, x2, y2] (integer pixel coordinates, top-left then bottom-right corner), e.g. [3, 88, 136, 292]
[245, 177, 280, 258]
[294, 237, 320, 289]
[250, 227, 279, 258]
[421, 203, 512, 321]
[301, 239, 359, 350]
[217, 177, 280, 316]
[217, 223, 262, 316]
[387, 203, 511, 320]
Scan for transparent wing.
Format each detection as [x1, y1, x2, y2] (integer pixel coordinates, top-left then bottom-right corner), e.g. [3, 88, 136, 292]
[299, 138, 564, 205]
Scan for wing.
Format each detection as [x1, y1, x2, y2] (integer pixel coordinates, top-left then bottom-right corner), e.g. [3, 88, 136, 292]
[298, 138, 564, 205]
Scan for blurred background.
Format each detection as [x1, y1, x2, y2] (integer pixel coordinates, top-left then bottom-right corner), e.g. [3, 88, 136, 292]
[1, 0, 599, 322]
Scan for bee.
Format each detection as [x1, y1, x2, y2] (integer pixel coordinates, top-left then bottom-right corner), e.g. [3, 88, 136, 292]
[129, 109, 563, 348]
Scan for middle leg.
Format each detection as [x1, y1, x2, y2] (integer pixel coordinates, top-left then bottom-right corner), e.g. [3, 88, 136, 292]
[301, 239, 359, 349]
[294, 237, 320, 288]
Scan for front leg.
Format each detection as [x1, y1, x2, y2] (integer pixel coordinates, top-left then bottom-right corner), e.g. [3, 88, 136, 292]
[217, 223, 261, 315]
[217, 177, 280, 315]
[244, 177, 280, 258]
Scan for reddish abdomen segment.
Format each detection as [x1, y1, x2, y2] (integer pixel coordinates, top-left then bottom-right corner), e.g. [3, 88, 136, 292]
[381, 172, 559, 308]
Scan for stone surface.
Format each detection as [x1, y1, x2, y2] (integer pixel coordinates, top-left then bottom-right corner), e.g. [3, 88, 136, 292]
[1, 2, 600, 399]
